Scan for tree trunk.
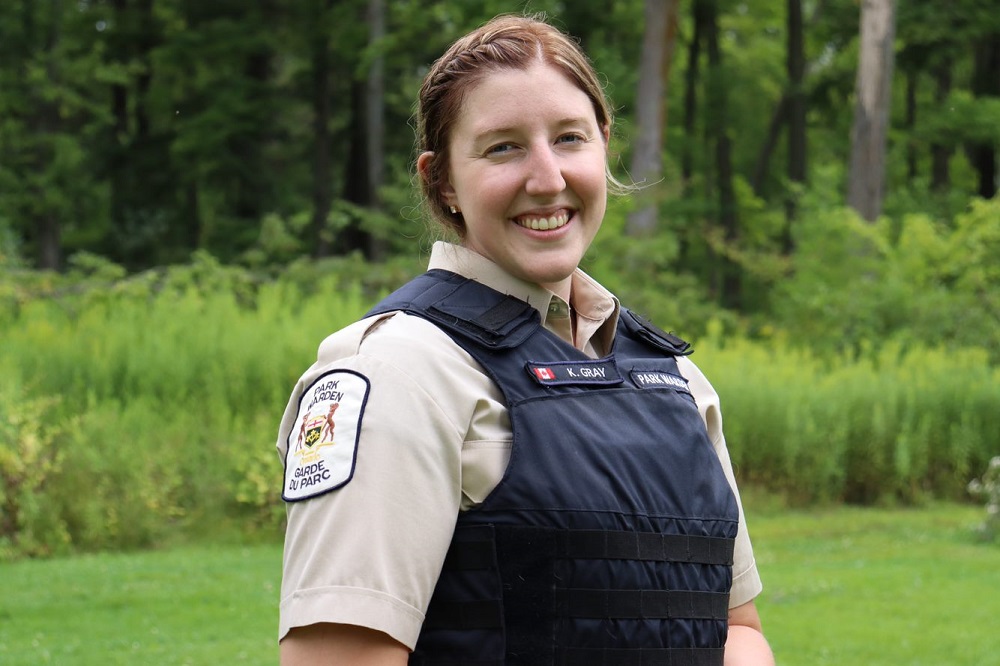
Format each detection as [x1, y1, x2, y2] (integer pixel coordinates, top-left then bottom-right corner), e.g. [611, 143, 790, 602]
[904, 70, 917, 182]
[753, 0, 822, 203]
[109, 0, 129, 245]
[134, 0, 154, 139]
[701, 0, 740, 308]
[38, 215, 62, 270]
[625, 0, 679, 237]
[970, 33, 999, 199]
[365, 0, 386, 259]
[339, 77, 373, 255]
[930, 59, 952, 192]
[234, 41, 271, 228]
[785, 0, 806, 251]
[681, 7, 702, 188]
[750, 95, 788, 198]
[846, 0, 896, 222]
[337, 0, 386, 259]
[310, 0, 334, 258]
[34, 0, 64, 270]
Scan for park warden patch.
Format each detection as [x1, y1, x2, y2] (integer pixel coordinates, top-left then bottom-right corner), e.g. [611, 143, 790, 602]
[283, 369, 370, 502]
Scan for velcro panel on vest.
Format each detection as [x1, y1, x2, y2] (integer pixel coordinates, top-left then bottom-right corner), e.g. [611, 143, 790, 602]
[494, 524, 732, 658]
[426, 284, 538, 348]
[621, 309, 693, 356]
[368, 270, 540, 349]
[558, 646, 725, 666]
[428, 527, 734, 622]
[556, 529, 734, 566]
[555, 589, 730, 620]
[412, 525, 506, 664]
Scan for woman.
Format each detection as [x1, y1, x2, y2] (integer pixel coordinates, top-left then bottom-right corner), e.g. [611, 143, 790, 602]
[277, 14, 774, 665]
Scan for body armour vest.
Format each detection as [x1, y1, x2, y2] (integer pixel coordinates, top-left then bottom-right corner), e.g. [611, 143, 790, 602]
[367, 270, 740, 666]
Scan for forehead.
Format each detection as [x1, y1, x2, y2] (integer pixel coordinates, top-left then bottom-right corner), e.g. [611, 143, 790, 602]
[453, 62, 598, 137]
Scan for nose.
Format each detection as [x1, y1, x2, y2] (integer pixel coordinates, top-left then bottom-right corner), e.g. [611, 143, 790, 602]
[525, 145, 566, 197]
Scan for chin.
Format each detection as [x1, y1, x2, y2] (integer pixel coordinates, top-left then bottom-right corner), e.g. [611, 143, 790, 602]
[521, 263, 577, 288]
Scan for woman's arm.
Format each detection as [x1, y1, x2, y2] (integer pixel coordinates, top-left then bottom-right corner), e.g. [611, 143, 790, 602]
[281, 623, 410, 666]
[725, 600, 775, 665]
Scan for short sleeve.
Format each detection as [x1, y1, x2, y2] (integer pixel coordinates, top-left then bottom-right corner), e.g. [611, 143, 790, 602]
[277, 314, 486, 649]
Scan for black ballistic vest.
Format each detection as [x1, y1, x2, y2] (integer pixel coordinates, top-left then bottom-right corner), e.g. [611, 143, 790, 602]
[368, 270, 739, 666]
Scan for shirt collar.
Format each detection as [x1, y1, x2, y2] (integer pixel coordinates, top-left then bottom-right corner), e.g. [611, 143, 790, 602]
[427, 241, 620, 356]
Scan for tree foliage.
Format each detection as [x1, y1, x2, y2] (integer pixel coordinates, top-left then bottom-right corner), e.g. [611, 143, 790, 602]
[0, 0, 997, 333]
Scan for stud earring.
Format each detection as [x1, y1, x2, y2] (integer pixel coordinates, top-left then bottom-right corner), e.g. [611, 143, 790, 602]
[449, 205, 458, 214]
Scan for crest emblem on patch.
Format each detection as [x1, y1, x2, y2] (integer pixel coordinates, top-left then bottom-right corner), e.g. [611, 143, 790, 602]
[283, 369, 370, 502]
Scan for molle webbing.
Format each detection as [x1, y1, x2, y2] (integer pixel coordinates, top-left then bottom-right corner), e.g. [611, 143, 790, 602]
[424, 525, 733, 631]
[559, 646, 726, 666]
[442, 527, 735, 569]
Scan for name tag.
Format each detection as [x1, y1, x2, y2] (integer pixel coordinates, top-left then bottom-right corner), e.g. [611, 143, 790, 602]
[526, 359, 623, 386]
[630, 369, 691, 394]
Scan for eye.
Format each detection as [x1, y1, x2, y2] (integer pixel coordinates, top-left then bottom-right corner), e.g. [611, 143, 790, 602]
[556, 133, 586, 145]
[486, 142, 517, 156]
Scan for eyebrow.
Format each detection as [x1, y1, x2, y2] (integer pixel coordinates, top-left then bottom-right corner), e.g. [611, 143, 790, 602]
[472, 117, 595, 145]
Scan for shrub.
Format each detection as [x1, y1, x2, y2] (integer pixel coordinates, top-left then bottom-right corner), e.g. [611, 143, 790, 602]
[0, 376, 71, 559]
[774, 199, 1000, 362]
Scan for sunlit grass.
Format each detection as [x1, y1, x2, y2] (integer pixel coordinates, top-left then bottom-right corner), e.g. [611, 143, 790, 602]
[750, 499, 999, 665]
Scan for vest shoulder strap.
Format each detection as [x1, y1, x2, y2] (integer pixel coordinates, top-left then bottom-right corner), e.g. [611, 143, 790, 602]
[367, 269, 541, 349]
[620, 308, 693, 356]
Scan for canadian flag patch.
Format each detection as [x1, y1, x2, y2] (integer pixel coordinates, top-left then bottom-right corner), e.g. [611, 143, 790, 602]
[533, 367, 556, 381]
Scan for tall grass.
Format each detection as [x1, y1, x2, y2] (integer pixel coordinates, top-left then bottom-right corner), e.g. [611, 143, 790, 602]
[695, 328, 1000, 504]
[1, 265, 370, 558]
[2, 259, 998, 558]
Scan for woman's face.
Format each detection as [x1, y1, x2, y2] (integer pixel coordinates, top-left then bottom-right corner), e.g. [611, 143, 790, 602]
[437, 61, 608, 297]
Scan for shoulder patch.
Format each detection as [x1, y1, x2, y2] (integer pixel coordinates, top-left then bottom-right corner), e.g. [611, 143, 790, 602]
[283, 369, 371, 502]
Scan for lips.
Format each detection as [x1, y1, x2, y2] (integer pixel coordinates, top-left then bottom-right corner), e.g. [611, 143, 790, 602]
[514, 210, 571, 231]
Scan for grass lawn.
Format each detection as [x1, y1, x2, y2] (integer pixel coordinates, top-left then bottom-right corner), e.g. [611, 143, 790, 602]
[749, 499, 1000, 665]
[0, 543, 281, 665]
[0, 502, 997, 665]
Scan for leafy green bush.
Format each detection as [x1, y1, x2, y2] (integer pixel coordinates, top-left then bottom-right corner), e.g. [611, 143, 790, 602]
[0, 376, 71, 558]
[774, 198, 1000, 362]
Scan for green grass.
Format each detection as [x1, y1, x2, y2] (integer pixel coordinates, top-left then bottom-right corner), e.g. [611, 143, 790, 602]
[0, 544, 281, 665]
[750, 499, 1000, 665]
[0, 503, 997, 665]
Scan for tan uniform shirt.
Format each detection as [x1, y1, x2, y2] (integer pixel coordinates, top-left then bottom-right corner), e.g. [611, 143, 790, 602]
[277, 242, 762, 648]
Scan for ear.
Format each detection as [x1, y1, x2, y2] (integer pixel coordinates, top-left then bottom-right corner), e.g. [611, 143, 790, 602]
[416, 151, 435, 182]
[601, 124, 611, 144]
[418, 150, 458, 206]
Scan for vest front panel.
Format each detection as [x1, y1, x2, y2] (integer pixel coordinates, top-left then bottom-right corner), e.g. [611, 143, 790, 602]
[368, 272, 738, 666]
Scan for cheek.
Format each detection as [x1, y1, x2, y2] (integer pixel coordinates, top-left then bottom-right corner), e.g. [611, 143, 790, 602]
[578, 163, 609, 203]
[574, 150, 609, 190]
[466, 170, 520, 210]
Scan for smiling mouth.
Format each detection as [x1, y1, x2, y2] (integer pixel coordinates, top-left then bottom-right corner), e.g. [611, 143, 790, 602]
[514, 211, 570, 231]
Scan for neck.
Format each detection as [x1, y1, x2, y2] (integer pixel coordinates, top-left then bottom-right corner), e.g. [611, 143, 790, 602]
[541, 276, 572, 304]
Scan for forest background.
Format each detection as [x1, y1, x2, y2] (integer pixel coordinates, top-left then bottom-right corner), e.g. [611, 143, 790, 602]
[1, 0, 999, 560]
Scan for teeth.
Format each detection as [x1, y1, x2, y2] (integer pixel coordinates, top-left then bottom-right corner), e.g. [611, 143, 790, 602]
[517, 212, 569, 231]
